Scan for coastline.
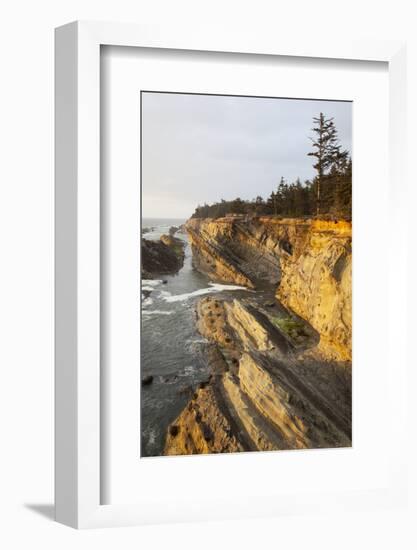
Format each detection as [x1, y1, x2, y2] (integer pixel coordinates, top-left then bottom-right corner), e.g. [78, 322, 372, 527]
[162, 216, 352, 455]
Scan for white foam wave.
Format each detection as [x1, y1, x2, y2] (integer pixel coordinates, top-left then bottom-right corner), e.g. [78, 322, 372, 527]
[148, 429, 156, 445]
[142, 279, 163, 287]
[186, 338, 208, 344]
[163, 282, 249, 303]
[209, 282, 250, 291]
[182, 365, 196, 375]
[142, 310, 174, 316]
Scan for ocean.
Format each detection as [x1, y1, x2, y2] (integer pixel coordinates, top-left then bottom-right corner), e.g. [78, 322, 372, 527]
[141, 218, 250, 457]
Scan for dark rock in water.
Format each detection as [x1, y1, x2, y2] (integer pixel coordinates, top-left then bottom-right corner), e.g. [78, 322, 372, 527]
[141, 375, 154, 386]
[169, 425, 180, 437]
[169, 226, 179, 236]
[141, 226, 154, 235]
[161, 374, 178, 384]
[162, 280, 168, 284]
[264, 301, 276, 308]
[141, 237, 184, 277]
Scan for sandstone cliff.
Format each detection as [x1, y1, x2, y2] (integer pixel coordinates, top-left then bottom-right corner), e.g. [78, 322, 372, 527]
[164, 296, 351, 455]
[186, 217, 351, 361]
[163, 217, 352, 456]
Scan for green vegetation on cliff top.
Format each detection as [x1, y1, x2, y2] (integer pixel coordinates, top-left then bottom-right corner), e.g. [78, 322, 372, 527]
[191, 113, 352, 221]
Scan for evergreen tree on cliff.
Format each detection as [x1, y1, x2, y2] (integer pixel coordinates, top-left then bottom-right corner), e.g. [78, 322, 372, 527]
[308, 113, 347, 216]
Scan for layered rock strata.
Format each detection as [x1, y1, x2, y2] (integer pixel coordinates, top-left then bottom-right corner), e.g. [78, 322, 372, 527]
[164, 296, 351, 455]
[186, 217, 351, 361]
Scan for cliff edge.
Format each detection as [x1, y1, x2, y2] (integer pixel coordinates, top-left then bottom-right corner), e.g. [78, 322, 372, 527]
[163, 216, 352, 456]
[186, 217, 351, 361]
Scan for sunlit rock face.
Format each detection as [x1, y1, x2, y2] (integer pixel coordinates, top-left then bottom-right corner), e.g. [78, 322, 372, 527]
[275, 220, 352, 361]
[163, 217, 352, 456]
[164, 295, 351, 456]
[163, 382, 244, 456]
[186, 217, 351, 361]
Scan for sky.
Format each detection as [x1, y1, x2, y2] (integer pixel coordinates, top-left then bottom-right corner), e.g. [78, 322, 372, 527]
[141, 92, 352, 219]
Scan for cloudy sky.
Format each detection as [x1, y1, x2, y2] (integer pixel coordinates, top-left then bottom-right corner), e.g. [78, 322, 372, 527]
[141, 92, 352, 219]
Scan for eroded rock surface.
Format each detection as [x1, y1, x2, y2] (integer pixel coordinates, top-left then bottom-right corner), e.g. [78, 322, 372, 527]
[164, 295, 351, 456]
[186, 217, 351, 361]
[164, 379, 245, 456]
[163, 216, 352, 456]
[276, 221, 351, 361]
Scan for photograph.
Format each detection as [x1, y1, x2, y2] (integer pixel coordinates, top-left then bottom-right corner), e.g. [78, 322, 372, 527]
[140, 91, 352, 458]
[2, 2, 411, 542]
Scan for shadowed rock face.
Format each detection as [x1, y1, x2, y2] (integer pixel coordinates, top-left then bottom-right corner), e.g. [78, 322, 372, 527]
[141, 235, 185, 278]
[186, 218, 282, 288]
[186, 217, 352, 361]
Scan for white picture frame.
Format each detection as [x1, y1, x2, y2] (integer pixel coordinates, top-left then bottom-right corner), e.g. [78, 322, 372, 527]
[55, 21, 407, 529]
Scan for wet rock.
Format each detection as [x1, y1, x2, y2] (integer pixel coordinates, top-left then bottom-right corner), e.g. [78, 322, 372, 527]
[141, 375, 154, 386]
[161, 375, 178, 384]
[141, 235, 185, 278]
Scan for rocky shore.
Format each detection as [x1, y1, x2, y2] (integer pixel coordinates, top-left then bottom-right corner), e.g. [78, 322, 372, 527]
[186, 217, 352, 361]
[163, 216, 352, 456]
[141, 229, 185, 279]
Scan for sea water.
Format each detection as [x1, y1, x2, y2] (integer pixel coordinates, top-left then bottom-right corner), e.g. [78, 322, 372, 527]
[141, 218, 249, 457]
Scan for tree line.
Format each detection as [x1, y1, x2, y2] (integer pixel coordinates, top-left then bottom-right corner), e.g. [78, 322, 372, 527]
[191, 113, 352, 220]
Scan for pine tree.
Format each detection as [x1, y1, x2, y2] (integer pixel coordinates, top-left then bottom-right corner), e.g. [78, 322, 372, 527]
[252, 196, 262, 215]
[230, 197, 246, 214]
[266, 191, 277, 215]
[308, 113, 343, 216]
